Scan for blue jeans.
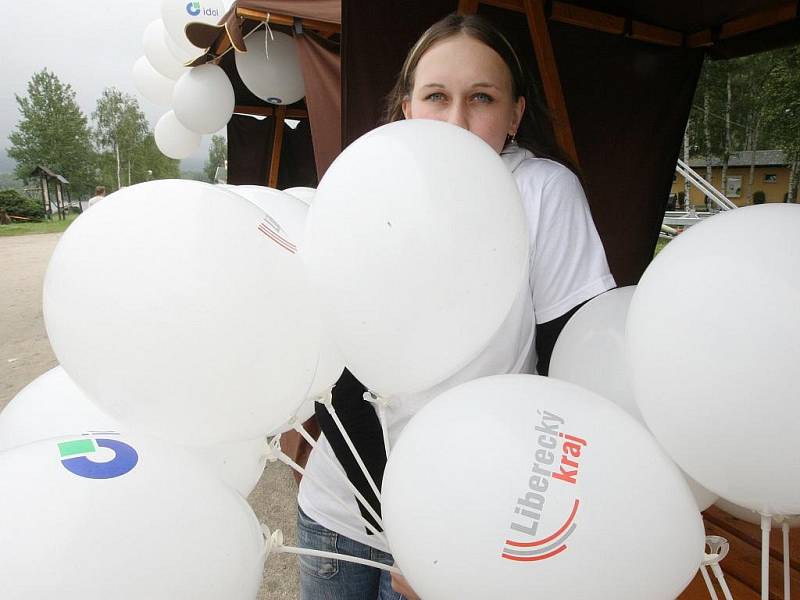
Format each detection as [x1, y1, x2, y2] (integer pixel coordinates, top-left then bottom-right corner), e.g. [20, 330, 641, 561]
[297, 507, 406, 600]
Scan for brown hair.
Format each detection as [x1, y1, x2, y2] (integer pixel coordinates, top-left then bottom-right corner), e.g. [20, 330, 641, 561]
[95, 186, 106, 196]
[382, 13, 573, 170]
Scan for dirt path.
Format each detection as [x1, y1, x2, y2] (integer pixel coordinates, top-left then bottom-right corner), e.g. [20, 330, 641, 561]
[0, 233, 300, 599]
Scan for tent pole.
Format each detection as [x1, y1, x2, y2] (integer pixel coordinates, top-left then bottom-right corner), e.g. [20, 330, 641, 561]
[522, 0, 580, 168]
[268, 106, 287, 188]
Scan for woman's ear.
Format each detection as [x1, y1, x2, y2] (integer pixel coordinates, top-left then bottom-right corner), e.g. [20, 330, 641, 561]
[511, 96, 526, 134]
[402, 96, 411, 120]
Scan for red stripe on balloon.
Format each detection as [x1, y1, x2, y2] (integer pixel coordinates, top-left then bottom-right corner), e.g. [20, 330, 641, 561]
[501, 544, 567, 562]
[505, 499, 579, 547]
[258, 223, 296, 253]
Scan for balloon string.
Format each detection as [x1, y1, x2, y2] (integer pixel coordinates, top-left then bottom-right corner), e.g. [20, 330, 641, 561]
[267, 436, 387, 543]
[761, 514, 772, 600]
[264, 13, 275, 60]
[322, 396, 383, 504]
[700, 565, 719, 600]
[710, 564, 734, 600]
[783, 521, 791, 600]
[292, 418, 386, 533]
[363, 391, 391, 459]
[272, 533, 400, 574]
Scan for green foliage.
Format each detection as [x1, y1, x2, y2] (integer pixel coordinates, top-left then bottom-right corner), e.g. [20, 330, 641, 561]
[0, 213, 77, 236]
[7, 69, 96, 196]
[203, 134, 227, 182]
[181, 170, 209, 182]
[0, 188, 45, 220]
[0, 173, 24, 191]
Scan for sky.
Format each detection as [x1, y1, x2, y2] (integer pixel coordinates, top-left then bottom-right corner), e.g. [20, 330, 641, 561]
[0, 0, 233, 174]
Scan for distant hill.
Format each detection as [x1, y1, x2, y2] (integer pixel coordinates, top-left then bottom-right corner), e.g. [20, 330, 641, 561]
[0, 172, 23, 190]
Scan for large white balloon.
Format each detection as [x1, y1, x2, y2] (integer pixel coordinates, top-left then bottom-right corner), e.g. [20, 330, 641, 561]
[383, 375, 704, 600]
[627, 204, 800, 515]
[235, 30, 305, 105]
[132, 56, 175, 107]
[549, 286, 717, 510]
[161, 0, 225, 56]
[0, 434, 265, 599]
[225, 185, 345, 400]
[303, 120, 529, 396]
[173, 64, 235, 134]
[0, 367, 269, 496]
[43, 180, 321, 444]
[143, 19, 188, 80]
[154, 111, 202, 159]
[283, 186, 315, 207]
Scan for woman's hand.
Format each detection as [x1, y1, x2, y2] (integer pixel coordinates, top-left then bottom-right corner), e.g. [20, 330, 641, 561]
[391, 571, 421, 600]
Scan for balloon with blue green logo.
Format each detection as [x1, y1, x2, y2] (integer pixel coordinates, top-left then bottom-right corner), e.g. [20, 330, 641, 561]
[0, 434, 266, 599]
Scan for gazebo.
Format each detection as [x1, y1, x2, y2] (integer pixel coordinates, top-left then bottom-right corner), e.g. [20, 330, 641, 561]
[29, 165, 73, 220]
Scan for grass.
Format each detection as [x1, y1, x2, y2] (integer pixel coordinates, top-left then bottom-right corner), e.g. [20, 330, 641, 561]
[654, 237, 671, 257]
[0, 213, 79, 237]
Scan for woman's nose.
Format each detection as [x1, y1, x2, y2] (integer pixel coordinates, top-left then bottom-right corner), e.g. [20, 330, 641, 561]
[445, 102, 469, 130]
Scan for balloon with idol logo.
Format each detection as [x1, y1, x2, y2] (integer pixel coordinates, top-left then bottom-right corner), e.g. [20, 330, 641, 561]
[549, 286, 717, 510]
[161, 0, 225, 57]
[627, 204, 800, 515]
[382, 375, 704, 600]
[43, 180, 321, 445]
[234, 30, 305, 105]
[0, 434, 266, 599]
[172, 64, 235, 134]
[0, 366, 269, 497]
[303, 120, 529, 397]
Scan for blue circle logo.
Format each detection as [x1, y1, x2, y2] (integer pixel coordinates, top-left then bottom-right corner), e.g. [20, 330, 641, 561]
[186, 2, 201, 17]
[58, 437, 139, 479]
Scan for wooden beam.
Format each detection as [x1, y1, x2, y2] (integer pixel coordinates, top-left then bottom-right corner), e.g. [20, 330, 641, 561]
[630, 21, 683, 47]
[457, 0, 480, 15]
[522, 0, 580, 168]
[688, 1, 799, 48]
[235, 8, 341, 35]
[550, 3, 624, 35]
[268, 106, 287, 188]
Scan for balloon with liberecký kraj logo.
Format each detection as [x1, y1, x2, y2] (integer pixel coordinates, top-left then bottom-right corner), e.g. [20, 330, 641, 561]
[382, 375, 704, 600]
[0, 433, 266, 599]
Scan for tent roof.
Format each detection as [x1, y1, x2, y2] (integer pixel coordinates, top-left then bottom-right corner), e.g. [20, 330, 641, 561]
[30, 165, 69, 184]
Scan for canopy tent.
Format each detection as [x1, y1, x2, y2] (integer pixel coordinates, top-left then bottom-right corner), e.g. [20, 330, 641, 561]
[192, 0, 800, 285]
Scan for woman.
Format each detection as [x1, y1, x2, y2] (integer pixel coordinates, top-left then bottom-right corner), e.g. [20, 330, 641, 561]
[297, 13, 615, 600]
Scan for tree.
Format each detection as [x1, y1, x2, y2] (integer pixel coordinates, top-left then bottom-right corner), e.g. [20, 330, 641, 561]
[203, 134, 227, 182]
[7, 69, 95, 196]
[92, 88, 149, 190]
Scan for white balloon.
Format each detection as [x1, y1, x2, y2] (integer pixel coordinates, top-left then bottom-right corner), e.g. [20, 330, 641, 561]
[715, 498, 800, 527]
[283, 186, 315, 206]
[173, 63, 235, 134]
[383, 375, 704, 600]
[549, 287, 717, 511]
[154, 111, 202, 159]
[234, 30, 305, 105]
[0, 366, 269, 496]
[0, 434, 265, 599]
[143, 19, 188, 80]
[627, 204, 800, 515]
[132, 56, 175, 107]
[161, 0, 225, 56]
[224, 185, 345, 399]
[43, 180, 321, 444]
[303, 120, 529, 396]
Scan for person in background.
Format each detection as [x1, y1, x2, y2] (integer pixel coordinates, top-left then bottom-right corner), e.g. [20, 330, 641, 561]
[87, 186, 106, 208]
[297, 13, 615, 600]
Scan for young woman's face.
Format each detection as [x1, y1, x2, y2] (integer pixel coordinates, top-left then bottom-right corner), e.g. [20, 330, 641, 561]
[402, 34, 525, 153]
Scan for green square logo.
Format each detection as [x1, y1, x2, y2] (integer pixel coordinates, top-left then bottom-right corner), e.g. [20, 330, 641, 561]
[58, 439, 96, 458]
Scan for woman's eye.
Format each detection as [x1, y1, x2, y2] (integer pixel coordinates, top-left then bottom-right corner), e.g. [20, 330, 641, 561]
[425, 92, 446, 102]
[471, 92, 493, 103]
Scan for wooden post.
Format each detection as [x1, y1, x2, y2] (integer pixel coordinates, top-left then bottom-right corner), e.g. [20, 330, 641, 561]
[268, 105, 287, 188]
[457, 0, 479, 14]
[522, 0, 580, 168]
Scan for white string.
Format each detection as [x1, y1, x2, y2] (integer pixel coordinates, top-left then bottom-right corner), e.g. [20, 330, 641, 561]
[363, 391, 392, 459]
[267, 436, 387, 544]
[291, 419, 386, 532]
[710, 563, 735, 600]
[783, 521, 791, 600]
[762, 514, 772, 600]
[268, 528, 400, 574]
[322, 395, 383, 503]
[701, 565, 720, 600]
[263, 12, 275, 59]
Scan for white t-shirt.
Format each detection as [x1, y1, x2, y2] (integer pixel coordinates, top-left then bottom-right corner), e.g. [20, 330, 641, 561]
[88, 194, 105, 207]
[298, 144, 616, 552]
